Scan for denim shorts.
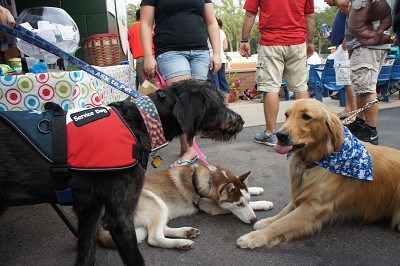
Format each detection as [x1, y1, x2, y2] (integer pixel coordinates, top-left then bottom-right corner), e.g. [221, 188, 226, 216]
[156, 50, 210, 81]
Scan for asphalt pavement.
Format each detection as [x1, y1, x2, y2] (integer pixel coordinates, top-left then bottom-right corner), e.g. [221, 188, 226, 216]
[1, 104, 400, 266]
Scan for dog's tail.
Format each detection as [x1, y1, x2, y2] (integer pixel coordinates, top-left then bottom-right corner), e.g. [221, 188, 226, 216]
[135, 227, 148, 243]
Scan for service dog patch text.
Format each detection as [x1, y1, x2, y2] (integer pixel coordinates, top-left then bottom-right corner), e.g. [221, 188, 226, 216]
[71, 107, 110, 127]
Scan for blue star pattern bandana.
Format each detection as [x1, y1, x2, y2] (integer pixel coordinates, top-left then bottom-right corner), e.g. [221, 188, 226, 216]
[317, 127, 373, 181]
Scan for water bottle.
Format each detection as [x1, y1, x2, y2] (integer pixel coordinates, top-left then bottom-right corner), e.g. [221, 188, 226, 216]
[321, 23, 330, 39]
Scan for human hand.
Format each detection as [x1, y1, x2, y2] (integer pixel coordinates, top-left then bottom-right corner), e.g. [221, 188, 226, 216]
[306, 42, 315, 58]
[0, 6, 15, 27]
[143, 55, 157, 78]
[210, 53, 222, 74]
[324, 0, 335, 7]
[239, 42, 250, 58]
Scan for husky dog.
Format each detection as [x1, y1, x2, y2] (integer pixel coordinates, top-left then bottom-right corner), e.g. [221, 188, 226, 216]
[97, 162, 273, 250]
[0, 80, 244, 265]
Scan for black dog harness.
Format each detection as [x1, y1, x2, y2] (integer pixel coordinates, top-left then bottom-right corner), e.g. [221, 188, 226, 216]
[0, 104, 149, 204]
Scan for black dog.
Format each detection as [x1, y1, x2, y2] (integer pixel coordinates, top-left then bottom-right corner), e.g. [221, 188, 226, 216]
[0, 79, 244, 265]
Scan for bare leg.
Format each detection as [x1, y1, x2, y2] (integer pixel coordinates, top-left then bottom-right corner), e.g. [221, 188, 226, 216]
[357, 92, 378, 127]
[294, 90, 309, 100]
[165, 75, 199, 166]
[340, 85, 356, 115]
[263, 92, 279, 134]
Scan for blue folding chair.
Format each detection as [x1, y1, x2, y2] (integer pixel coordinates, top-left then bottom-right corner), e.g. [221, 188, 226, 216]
[312, 59, 346, 107]
[377, 60, 394, 102]
[389, 57, 400, 100]
[308, 64, 324, 98]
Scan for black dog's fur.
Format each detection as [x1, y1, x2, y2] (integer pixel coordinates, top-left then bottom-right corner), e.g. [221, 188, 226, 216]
[0, 80, 244, 265]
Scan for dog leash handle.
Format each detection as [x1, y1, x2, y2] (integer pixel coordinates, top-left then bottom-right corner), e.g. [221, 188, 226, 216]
[0, 24, 142, 98]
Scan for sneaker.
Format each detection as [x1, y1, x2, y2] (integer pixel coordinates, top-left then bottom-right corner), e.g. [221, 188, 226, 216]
[254, 131, 277, 146]
[330, 92, 339, 100]
[357, 126, 379, 145]
[345, 119, 365, 137]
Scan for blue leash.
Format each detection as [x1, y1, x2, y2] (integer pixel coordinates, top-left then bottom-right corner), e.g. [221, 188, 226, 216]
[0, 24, 142, 98]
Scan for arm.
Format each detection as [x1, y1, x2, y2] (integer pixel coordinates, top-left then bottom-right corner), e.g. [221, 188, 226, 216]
[305, 12, 315, 58]
[239, 10, 257, 58]
[0, 6, 14, 27]
[140, 6, 157, 78]
[223, 34, 228, 51]
[205, 3, 221, 73]
[348, 0, 391, 46]
[335, 0, 350, 13]
[324, 0, 349, 13]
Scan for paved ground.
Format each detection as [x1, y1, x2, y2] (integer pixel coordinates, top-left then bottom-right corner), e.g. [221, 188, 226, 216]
[1, 102, 400, 266]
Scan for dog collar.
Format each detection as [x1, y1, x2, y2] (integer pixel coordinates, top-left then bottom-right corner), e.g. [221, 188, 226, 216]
[317, 127, 373, 180]
[191, 171, 203, 208]
[134, 96, 168, 151]
[191, 170, 212, 209]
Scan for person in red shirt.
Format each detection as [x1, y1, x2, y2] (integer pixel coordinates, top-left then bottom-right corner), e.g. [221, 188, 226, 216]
[128, 9, 154, 89]
[239, 0, 315, 146]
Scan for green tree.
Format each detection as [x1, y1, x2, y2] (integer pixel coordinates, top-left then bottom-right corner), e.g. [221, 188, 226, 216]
[127, 3, 140, 27]
[214, 0, 259, 53]
[314, 6, 338, 55]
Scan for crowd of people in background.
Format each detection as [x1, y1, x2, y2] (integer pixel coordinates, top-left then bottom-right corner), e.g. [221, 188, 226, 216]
[124, 0, 390, 152]
[124, 0, 396, 152]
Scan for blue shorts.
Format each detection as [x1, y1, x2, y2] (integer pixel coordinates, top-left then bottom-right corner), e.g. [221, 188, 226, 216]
[156, 50, 210, 80]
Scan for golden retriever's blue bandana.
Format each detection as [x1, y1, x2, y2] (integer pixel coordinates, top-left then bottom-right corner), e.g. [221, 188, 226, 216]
[317, 127, 373, 181]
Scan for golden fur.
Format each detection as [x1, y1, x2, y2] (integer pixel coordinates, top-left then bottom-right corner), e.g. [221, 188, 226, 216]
[237, 99, 400, 249]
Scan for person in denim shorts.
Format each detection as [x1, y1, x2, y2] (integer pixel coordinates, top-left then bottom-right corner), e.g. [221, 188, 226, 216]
[140, 0, 221, 167]
[239, 0, 315, 147]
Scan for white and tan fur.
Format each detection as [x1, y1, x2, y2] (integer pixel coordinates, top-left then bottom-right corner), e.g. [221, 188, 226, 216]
[98, 162, 273, 249]
[237, 99, 400, 249]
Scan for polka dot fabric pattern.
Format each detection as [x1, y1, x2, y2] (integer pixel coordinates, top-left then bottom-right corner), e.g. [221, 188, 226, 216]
[0, 65, 135, 111]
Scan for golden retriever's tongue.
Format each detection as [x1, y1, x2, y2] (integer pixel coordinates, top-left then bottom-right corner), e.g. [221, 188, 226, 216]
[274, 144, 293, 154]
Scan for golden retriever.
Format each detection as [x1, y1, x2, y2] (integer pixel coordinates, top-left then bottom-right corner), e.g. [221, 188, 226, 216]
[237, 99, 400, 249]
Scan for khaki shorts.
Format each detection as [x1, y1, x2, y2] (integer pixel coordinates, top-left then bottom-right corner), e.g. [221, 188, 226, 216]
[350, 47, 388, 95]
[256, 43, 308, 93]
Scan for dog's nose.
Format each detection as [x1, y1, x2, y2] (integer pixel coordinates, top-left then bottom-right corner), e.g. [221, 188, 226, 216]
[276, 130, 289, 143]
[250, 217, 257, 223]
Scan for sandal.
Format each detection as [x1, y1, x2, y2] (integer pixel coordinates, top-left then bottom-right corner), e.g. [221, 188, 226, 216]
[170, 154, 199, 168]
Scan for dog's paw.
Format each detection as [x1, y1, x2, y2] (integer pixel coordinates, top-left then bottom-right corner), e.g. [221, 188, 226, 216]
[250, 201, 274, 211]
[236, 231, 266, 249]
[248, 187, 264, 196]
[253, 217, 274, 230]
[177, 240, 194, 250]
[186, 228, 200, 239]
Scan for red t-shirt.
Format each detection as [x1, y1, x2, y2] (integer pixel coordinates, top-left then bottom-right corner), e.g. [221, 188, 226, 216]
[128, 21, 155, 59]
[244, 0, 314, 46]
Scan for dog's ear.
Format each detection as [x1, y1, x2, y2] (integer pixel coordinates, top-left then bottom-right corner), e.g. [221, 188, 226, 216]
[326, 110, 344, 151]
[220, 183, 235, 201]
[238, 171, 251, 184]
[173, 91, 206, 143]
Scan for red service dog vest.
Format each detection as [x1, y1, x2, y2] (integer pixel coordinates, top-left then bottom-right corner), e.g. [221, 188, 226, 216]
[66, 107, 137, 170]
